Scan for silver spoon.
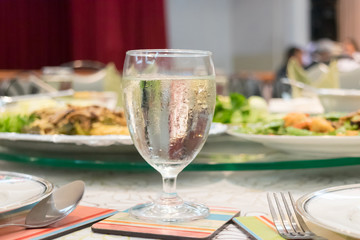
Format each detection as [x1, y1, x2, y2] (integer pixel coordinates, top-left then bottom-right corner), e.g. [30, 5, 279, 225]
[0, 180, 85, 228]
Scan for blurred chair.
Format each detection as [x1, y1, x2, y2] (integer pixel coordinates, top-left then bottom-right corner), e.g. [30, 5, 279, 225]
[215, 68, 229, 95]
[62, 60, 105, 70]
[0, 71, 57, 96]
[0, 78, 26, 96]
[229, 72, 261, 98]
[229, 71, 274, 101]
[41, 66, 73, 91]
[61, 60, 106, 91]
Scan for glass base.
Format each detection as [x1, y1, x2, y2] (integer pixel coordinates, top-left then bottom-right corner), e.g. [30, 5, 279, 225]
[129, 201, 210, 223]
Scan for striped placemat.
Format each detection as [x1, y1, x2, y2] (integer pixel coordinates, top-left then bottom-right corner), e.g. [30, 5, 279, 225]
[233, 216, 285, 240]
[92, 206, 240, 240]
[0, 206, 118, 240]
[234, 215, 354, 240]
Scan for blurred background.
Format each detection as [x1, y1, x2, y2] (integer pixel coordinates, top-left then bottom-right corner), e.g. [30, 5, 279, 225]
[0, 0, 341, 70]
[0, 0, 358, 99]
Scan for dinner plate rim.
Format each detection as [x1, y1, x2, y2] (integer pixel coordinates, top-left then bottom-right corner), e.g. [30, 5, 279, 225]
[0, 171, 54, 214]
[226, 126, 360, 140]
[0, 122, 227, 148]
[0, 132, 133, 146]
[226, 127, 360, 145]
[295, 183, 360, 238]
[226, 127, 360, 157]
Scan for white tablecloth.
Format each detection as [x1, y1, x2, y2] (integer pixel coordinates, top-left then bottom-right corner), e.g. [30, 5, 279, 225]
[0, 159, 359, 239]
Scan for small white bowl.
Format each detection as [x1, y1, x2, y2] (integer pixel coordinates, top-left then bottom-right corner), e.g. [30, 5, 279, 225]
[317, 88, 360, 112]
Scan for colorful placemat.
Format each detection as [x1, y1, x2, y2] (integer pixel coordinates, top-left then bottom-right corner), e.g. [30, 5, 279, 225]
[0, 205, 118, 240]
[233, 215, 285, 240]
[233, 215, 352, 240]
[92, 206, 240, 240]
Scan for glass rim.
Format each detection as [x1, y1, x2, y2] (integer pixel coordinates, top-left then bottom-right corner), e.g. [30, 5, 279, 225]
[126, 49, 212, 57]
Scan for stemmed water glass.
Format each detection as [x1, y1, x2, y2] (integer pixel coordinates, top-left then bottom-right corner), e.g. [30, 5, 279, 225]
[122, 49, 216, 222]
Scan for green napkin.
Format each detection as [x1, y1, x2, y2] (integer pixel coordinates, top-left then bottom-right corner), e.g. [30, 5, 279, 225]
[312, 60, 339, 89]
[287, 57, 311, 85]
[287, 58, 311, 98]
[287, 58, 339, 98]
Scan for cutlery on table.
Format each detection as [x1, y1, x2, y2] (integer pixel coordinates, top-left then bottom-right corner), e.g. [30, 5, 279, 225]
[0, 180, 85, 229]
[267, 192, 327, 240]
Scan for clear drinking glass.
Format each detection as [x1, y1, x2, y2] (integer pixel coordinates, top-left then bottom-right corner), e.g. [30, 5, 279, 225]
[123, 49, 216, 222]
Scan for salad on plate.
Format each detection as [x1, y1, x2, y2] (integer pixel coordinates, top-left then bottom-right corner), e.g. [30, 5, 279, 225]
[237, 111, 360, 136]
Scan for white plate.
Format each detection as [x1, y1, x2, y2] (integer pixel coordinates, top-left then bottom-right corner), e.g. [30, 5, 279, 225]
[0, 122, 225, 146]
[0, 132, 133, 146]
[209, 122, 228, 136]
[227, 128, 360, 157]
[296, 184, 360, 238]
[0, 123, 226, 153]
[0, 133, 134, 153]
[0, 171, 53, 214]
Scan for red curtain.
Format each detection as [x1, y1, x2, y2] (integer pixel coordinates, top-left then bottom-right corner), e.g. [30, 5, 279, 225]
[0, 0, 71, 69]
[70, 0, 167, 69]
[0, 0, 167, 70]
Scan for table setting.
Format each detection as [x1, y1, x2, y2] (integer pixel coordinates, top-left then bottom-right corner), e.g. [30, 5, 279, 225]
[0, 49, 360, 240]
[1, 164, 360, 239]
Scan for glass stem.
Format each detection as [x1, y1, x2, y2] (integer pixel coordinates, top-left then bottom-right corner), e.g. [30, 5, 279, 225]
[157, 176, 183, 206]
[163, 176, 177, 195]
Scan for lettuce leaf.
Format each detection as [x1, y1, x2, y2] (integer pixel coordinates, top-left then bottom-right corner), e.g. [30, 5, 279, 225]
[213, 93, 268, 124]
[0, 114, 36, 133]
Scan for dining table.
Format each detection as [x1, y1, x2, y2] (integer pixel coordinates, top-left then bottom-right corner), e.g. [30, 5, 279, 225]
[0, 95, 358, 239]
[0, 135, 359, 239]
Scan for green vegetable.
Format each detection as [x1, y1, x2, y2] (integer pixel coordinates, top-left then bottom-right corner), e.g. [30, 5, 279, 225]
[0, 114, 36, 133]
[323, 112, 347, 121]
[236, 118, 357, 136]
[285, 127, 316, 136]
[343, 120, 359, 130]
[213, 93, 268, 124]
[233, 107, 360, 136]
[230, 93, 247, 110]
[74, 122, 88, 135]
[213, 108, 233, 123]
[230, 110, 245, 123]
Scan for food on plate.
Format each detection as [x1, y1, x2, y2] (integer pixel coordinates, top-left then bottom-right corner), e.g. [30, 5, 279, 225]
[0, 105, 129, 135]
[283, 112, 309, 128]
[283, 113, 334, 133]
[307, 117, 335, 133]
[0, 114, 36, 133]
[3, 91, 117, 115]
[238, 110, 360, 136]
[213, 93, 268, 124]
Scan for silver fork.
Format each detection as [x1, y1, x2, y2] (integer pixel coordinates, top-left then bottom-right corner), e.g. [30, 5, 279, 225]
[267, 192, 327, 240]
